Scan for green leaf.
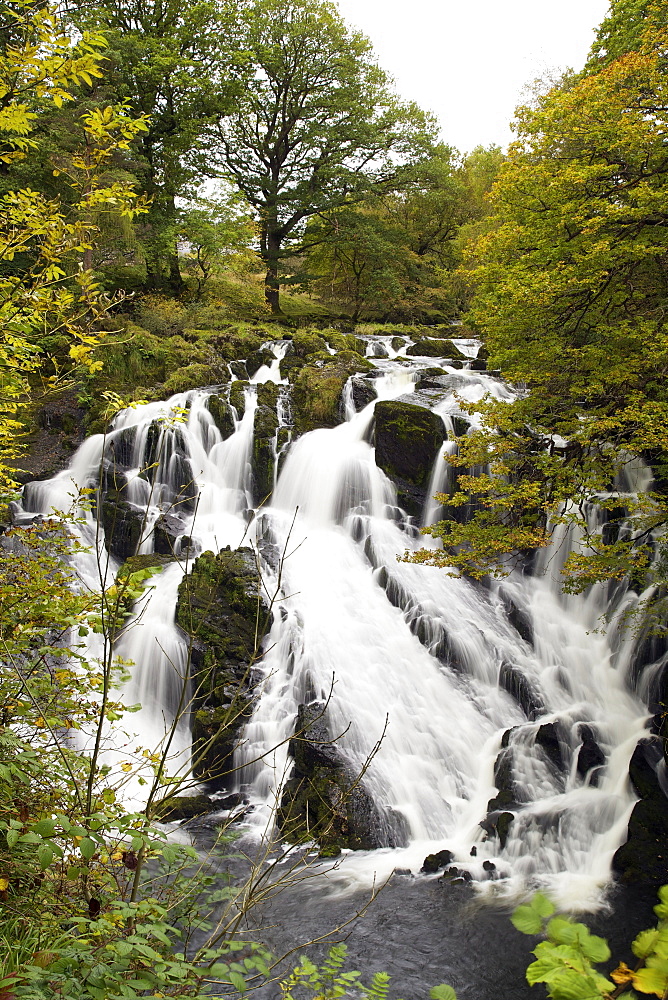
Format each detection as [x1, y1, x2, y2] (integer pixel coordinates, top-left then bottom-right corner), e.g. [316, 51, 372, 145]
[512, 904, 544, 935]
[544, 971, 613, 999]
[228, 971, 247, 994]
[6, 829, 19, 848]
[37, 842, 54, 870]
[79, 837, 96, 860]
[34, 818, 56, 837]
[548, 918, 580, 945]
[209, 963, 230, 977]
[633, 965, 668, 997]
[430, 986, 457, 1000]
[579, 931, 611, 965]
[633, 929, 661, 959]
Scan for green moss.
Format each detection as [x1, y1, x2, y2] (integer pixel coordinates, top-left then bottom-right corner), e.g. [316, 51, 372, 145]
[228, 381, 247, 418]
[164, 364, 221, 394]
[291, 351, 373, 434]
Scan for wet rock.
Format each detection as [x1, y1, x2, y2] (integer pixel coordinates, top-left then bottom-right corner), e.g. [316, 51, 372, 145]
[212, 792, 243, 811]
[206, 394, 235, 440]
[253, 383, 279, 503]
[576, 725, 606, 784]
[374, 399, 445, 517]
[7, 392, 86, 484]
[349, 376, 377, 412]
[613, 736, 668, 886]
[225, 381, 247, 420]
[100, 492, 145, 559]
[278, 702, 401, 853]
[499, 662, 543, 720]
[482, 860, 496, 872]
[175, 546, 267, 790]
[291, 351, 373, 434]
[480, 810, 515, 849]
[154, 511, 188, 554]
[155, 794, 214, 822]
[498, 590, 534, 646]
[421, 849, 453, 873]
[405, 338, 466, 359]
[535, 722, 566, 771]
[246, 349, 275, 379]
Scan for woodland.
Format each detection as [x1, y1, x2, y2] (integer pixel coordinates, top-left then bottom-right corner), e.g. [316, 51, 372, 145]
[1, 0, 668, 997]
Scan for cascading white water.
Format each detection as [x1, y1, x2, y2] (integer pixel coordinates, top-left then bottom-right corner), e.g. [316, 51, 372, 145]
[14, 337, 657, 906]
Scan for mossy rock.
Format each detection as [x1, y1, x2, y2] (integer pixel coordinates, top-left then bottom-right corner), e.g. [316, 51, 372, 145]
[326, 332, 366, 354]
[118, 553, 174, 576]
[176, 547, 267, 788]
[228, 381, 248, 418]
[374, 399, 445, 503]
[405, 338, 466, 359]
[206, 393, 235, 440]
[277, 704, 388, 852]
[253, 384, 280, 502]
[154, 794, 214, 822]
[164, 364, 221, 395]
[291, 351, 373, 434]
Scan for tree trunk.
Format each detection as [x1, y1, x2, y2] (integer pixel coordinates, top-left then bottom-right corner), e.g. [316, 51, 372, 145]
[264, 229, 282, 313]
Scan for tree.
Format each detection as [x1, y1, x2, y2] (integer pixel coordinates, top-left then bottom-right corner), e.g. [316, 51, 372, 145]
[211, 0, 437, 313]
[304, 145, 504, 321]
[415, 3, 668, 606]
[305, 204, 417, 321]
[0, 0, 147, 494]
[68, 0, 244, 291]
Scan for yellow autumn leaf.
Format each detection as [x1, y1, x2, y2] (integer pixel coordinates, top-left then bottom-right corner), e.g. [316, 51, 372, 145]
[120, 762, 133, 772]
[611, 963, 634, 985]
[0, 877, 9, 891]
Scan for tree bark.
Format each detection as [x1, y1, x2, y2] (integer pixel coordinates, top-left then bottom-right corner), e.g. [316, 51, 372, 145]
[263, 228, 282, 313]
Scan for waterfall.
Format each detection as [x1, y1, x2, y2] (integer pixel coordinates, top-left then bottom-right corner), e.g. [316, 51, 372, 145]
[13, 337, 659, 907]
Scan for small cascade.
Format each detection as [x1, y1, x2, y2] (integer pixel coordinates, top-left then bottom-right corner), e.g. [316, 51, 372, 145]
[251, 340, 290, 385]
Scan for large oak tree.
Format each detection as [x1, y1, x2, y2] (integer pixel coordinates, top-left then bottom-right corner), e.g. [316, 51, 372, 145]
[211, 0, 437, 312]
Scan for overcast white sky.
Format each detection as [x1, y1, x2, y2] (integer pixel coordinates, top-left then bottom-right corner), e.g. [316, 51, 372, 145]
[335, 0, 611, 154]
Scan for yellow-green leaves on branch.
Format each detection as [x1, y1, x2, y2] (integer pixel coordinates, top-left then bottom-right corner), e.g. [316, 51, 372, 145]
[0, 1, 148, 495]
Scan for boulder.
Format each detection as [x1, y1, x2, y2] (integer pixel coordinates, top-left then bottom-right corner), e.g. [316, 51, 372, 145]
[576, 725, 606, 784]
[374, 399, 445, 516]
[252, 383, 279, 503]
[499, 662, 543, 720]
[613, 737, 668, 885]
[153, 511, 188, 555]
[535, 721, 566, 771]
[100, 491, 145, 559]
[291, 351, 373, 435]
[154, 794, 215, 822]
[175, 546, 267, 789]
[206, 394, 235, 440]
[405, 338, 466, 360]
[278, 703, 405, 852]
[349, 376, 377, 412]
[421, 849, 453, 873]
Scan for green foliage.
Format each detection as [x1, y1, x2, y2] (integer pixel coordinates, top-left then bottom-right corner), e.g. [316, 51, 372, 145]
[509, 887, 668, 1000]
[212, 0, 437, 311]
[418, 6, 668, 599]
[69, 0, 244, 291]
[279, 944, 452, 1000]
[0, 1, 148, 494]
